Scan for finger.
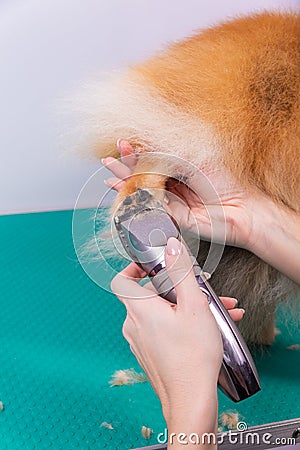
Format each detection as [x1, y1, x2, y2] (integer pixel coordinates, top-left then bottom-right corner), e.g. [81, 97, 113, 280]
[219, 296, 238, 310]
[111, 262, 147, 302]
[167, 197, 220, 242]
[143, 281, 157, 292]
[111, 265, 156, 304]
[104, 177, 126, 191]
[117, 139, 138, 170]
[122, 314, 134, 341]
[203, 271, 211, 280]
[166, 179, 201, 208]
[165, 237, 208, 311]
[102, 156, 132, 179]
[228, 308, 245, 322]
[143, 281, 177, 309]
[166, 194, 208, 235]
[117, 262, 147, 281]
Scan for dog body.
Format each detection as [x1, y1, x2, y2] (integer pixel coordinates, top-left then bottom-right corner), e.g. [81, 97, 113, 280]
[74, 12, 300, 345]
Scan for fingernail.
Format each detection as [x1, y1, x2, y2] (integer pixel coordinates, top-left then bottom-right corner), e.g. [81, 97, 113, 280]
[233, 298, 238, 306]
[101, 158, 106, 165]
[116, 138, 122, 153]
[163, 195, 170, 205]
[166, 237, 181, 256]
[240, 308, 245, 315]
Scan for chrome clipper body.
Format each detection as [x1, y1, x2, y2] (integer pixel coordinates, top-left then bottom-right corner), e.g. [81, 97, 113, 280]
[114, 189, 261, 402]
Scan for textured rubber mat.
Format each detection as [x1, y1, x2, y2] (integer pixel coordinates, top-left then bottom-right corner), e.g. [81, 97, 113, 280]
[0, 210, 299, 450]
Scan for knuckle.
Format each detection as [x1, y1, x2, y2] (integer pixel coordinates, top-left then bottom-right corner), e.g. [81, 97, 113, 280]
[110, 274, 120, 293]
[170, 266, 190, 283]
[122, 319, 130, 340]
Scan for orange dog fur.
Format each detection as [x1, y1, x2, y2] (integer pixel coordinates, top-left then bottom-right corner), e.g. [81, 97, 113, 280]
[72, 12, 300, 345]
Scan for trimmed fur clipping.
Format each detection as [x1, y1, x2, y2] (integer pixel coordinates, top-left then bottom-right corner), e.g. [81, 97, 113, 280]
[286, 344, 300, 351]
[219, 411, 241, 430]
[100, 422, 114, 430]
[109, 369, 147, 386]
[141, 426, 154, 439]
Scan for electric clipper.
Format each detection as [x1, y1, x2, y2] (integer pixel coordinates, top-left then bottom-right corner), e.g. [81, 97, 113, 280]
[114, 188, 261, 402]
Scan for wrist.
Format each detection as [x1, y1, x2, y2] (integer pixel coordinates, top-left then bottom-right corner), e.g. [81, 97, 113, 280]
[241, 193, 300, 284]
[165, 389, 218, 449]
[163, 383, 218, 432]
[243, 193, 276, 253]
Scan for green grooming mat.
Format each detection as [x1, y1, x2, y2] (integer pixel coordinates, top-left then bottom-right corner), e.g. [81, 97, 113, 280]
[0, 210, 299, 449]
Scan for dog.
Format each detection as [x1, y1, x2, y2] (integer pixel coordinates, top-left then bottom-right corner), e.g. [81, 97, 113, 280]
[70, 11, 300, 346]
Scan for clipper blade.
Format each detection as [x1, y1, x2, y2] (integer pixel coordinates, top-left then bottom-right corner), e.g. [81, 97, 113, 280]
[114, 189, 179, 271]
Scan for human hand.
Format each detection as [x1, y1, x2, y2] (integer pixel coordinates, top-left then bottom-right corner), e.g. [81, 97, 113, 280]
[111, 236, 245, 427]
[103, 140, 300, 285]
[102, 140, 264, 251]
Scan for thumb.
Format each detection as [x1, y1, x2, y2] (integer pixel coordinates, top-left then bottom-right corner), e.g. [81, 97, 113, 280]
[165, 237, 207, 310]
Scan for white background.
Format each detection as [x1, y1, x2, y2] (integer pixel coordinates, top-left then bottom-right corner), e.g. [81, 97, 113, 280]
[0, 0, 299, 214]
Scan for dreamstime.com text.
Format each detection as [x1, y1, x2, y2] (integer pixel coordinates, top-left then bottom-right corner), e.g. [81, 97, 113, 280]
[157, 423, 297, 446]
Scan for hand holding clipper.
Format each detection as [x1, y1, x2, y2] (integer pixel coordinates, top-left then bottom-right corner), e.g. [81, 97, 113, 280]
[114, 189, 261, 402]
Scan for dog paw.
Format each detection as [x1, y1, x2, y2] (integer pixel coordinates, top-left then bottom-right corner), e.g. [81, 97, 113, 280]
[114, 188, 164, 222]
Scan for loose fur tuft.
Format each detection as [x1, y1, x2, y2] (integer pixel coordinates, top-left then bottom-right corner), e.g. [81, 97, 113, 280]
[109, 369, 147, 387]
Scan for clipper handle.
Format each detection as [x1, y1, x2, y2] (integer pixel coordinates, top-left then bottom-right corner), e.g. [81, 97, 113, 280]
[196, 273, 261, 402]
